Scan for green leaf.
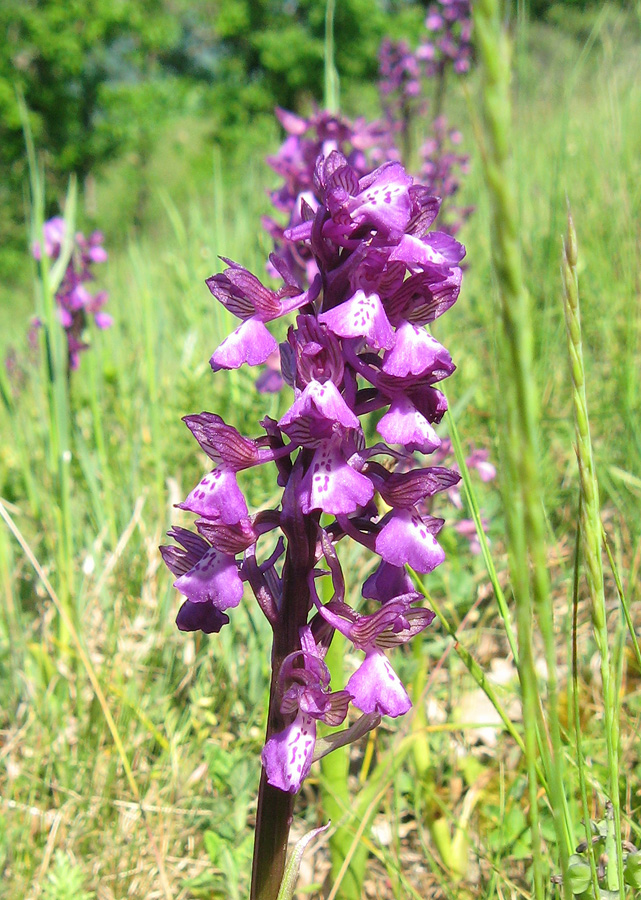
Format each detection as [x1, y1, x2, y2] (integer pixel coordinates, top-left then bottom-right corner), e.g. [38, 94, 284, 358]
[624, 851, 641, 889]
[204, 829, 225, 864]
[567, 855, 592, 895]
[276, 823, 330, 900]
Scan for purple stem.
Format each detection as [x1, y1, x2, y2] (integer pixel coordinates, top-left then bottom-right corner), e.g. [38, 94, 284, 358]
[250, 465, 319, 900]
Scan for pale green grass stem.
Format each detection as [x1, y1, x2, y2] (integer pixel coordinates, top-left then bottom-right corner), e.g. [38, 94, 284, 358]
[562, 209, 623, 891]
[473, 1, 572, 893]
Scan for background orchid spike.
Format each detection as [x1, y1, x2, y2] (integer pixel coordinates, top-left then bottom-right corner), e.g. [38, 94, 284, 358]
[161, 148, 465, 895]
[31, 216, 111, 370]
[421, 0, 472, 77]
[376, 0, 473, 235]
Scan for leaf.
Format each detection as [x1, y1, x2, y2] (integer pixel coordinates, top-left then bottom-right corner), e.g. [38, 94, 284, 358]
[276, 823, 330, 900]
[624, 851, 641, 890]
[567, 855, 592, 895]
[204, 830, 224, 864]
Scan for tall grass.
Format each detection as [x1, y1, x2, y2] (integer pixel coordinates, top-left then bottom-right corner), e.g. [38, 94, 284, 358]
[1, 8, 641, 899]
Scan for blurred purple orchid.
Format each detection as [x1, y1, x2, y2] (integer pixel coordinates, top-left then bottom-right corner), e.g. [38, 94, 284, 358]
[32, 217, 111, 370]
[427, 438, 497, 555]
[421, 0, 473, 77]
[375, 0, 473, 236]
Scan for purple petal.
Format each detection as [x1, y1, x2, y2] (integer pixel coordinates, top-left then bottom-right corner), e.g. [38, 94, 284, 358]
[176, 600, 230, 634]
[256, 366, 284, 393]
[349, 163, 413, 234]
[390, 232, 465, 271]
[178, 467, 248, 524]
[160, 526, 210, 576]
[319, 291, 395, 350]
[88, 246, 108, 263]
[93, 311, 113, 329]
[375, 509, 446, 573]
[376, 395, 441, 452]
[59, 308, 73, 328]
[210, 318, 278, 370]
[279, 379, 359, 431]
[195, 517, 258, 554]
[378, 466, 460, 508]
[300, 440, 374, 515]
[381, 321, 454, 379]
[183, 412, 259, 468]
[173, 546, 243, 609]
[261, 712, 317, 793]
[346, 648, 411, 717]
[362, 561, 415, 602]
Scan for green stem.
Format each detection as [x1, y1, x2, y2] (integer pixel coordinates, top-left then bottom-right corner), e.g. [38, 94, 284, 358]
[86, 333, 117, 546]
[324, 0, 340, 113]
[445, 403, 518, 663]
[21, 96, 77, 641]
[562, 209, 623, 892]
[572, 499, 601, 900]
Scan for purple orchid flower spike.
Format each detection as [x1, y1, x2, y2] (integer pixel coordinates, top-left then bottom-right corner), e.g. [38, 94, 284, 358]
[375, 1, 474, 236]
[264, 107, 398, 289]
[31, 216, 111, 372]
[162, 148, 467, 900]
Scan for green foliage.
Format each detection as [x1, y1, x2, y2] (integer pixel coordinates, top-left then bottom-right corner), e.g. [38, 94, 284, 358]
[0, 0, 181, 271]
[523, 0, 626, 21]
[0, 0, 426, 275]
[41, 851, 94, 900]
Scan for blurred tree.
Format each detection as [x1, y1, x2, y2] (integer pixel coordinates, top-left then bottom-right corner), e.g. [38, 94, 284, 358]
[0, 0, 178, 266]
[0, 0, 427, 267]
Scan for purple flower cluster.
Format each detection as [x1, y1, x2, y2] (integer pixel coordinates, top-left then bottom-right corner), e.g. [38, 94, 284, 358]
[419, 116, 473, 236]
[162, 152, 465, 794]
[379, 38, 424, 129]
[375, 1, 473, 236]
[32, 217, 111, 370]
[263, 107, 397, 290]
[420, 0, 472, 77]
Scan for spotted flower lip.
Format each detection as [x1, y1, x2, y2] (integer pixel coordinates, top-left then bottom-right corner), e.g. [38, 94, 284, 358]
[172, 545, 243, 609]
[177, 466, 249, 524]
[375, 508, 446, 572]
[310, 594, 435, 717]
[377, 394, 442, 453]
[319, 290, 395, 350]
[160, 526, 242, 632]
[381, 321, 454, 378]
[298, 436, 374, 515]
